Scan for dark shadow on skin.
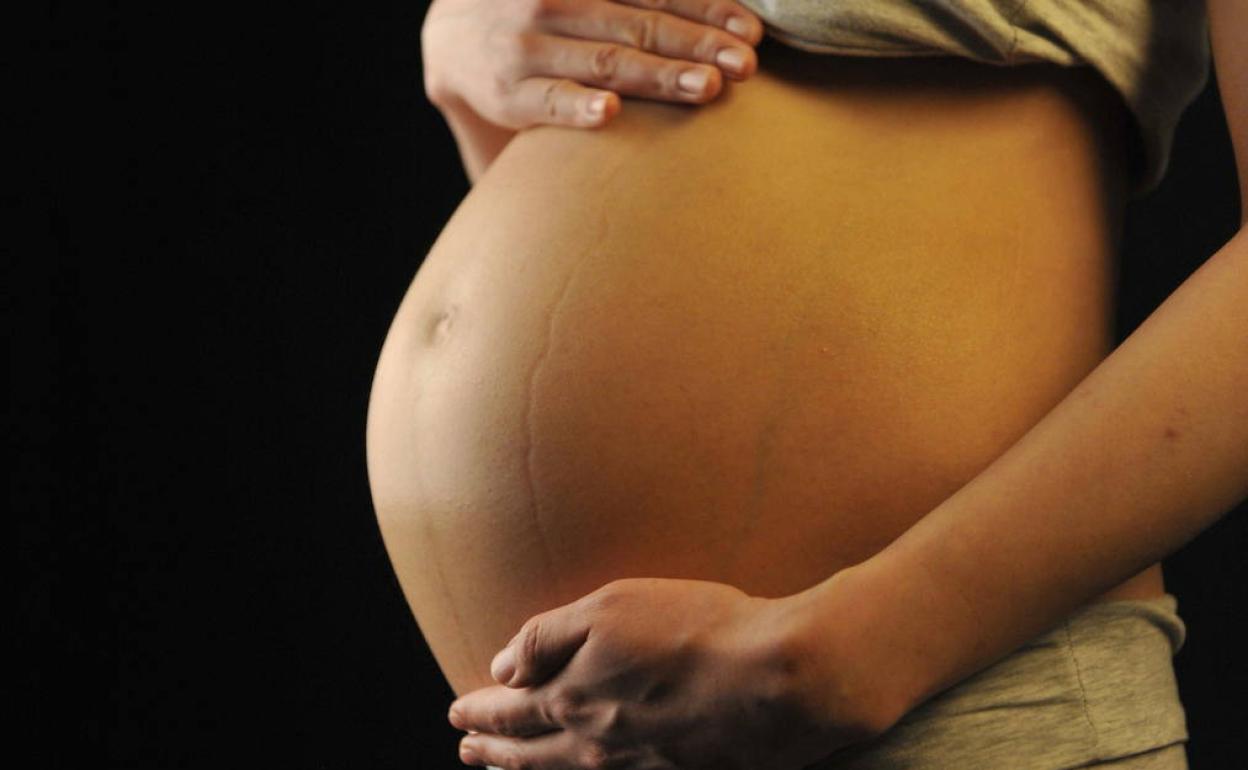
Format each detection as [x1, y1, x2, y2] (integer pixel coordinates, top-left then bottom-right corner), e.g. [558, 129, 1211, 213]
[755, 33, 1097, 96]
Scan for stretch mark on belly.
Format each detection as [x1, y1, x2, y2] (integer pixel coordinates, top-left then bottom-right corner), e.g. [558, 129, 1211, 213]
[520, 264, 577, 596]
[423, 512, 487, 678]
[519, 157, 626, 598]
[722, 293, 809, 582]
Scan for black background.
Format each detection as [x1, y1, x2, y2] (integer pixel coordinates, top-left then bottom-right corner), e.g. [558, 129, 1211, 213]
[36, 2, 1245, 767]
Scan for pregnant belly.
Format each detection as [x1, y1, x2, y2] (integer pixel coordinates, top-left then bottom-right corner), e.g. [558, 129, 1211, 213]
[366, 48, 1134, 696]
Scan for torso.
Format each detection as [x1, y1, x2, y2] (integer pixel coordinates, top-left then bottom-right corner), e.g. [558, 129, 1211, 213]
[366, 42, 1161, 697]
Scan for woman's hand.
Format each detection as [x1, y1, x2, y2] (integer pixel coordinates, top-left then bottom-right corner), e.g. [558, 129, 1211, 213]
[422, 0, 765, 130]
[446, 577, 889, 770]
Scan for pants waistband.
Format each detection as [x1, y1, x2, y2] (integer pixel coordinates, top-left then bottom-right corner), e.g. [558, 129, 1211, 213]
[813, 594, 1188, 769]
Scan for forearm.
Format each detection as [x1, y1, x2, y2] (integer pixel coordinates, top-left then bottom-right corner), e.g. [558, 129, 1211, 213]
[792, 227, 1248, 730]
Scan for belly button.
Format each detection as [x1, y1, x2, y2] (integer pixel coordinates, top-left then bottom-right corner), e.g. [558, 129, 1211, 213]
[427, 304, 458, 345]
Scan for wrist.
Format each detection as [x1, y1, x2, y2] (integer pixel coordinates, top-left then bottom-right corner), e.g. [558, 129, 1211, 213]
[759, 565, 918, 748]
[438, 99, 518, 185]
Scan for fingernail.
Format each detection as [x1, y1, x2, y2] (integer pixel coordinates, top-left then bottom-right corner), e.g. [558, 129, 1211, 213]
[447, 702, 462, 726]
[586, 93, 608, 118]
[725, 15, 752, 39]
[716, 47, 747, 74]
[459, 741, 478, 765]
[490, 646, 516, 685]
[678, 68, 710, 96]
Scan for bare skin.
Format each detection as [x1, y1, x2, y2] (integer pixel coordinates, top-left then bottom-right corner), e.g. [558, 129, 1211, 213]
[364, 33, 1183, 765]
[426, 2, 1248, 767]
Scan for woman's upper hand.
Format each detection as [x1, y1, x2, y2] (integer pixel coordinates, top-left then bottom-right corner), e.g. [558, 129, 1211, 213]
[421, 0, 765, 130]
[446, 577, 892, 770]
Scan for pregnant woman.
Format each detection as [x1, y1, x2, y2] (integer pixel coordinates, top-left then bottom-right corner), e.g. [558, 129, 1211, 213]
[366, 1, 1247, 767]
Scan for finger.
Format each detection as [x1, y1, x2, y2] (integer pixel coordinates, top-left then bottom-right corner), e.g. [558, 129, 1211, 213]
[460, 728, 586, 770]
[502, 76, 622, 129]
[448, 684, 564, 737]
[537, 0, 759, 79]
[492, 600, 594, 688]
[519, 33, 726, 105]
[608, 0, 765, 45]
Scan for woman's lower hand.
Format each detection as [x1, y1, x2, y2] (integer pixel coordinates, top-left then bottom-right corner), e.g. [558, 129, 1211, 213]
[422, 0, 764, 130]
[447, 577, 889, 769]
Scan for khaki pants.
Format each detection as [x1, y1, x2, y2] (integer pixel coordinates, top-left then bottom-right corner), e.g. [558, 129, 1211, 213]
[815, 594, 1188, 769]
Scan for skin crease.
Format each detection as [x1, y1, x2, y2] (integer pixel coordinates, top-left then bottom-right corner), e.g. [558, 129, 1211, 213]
[364, 9, 1243, 763]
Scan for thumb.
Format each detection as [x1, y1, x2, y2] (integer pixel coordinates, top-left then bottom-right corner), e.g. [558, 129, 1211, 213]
[492, 606, 592, 688]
